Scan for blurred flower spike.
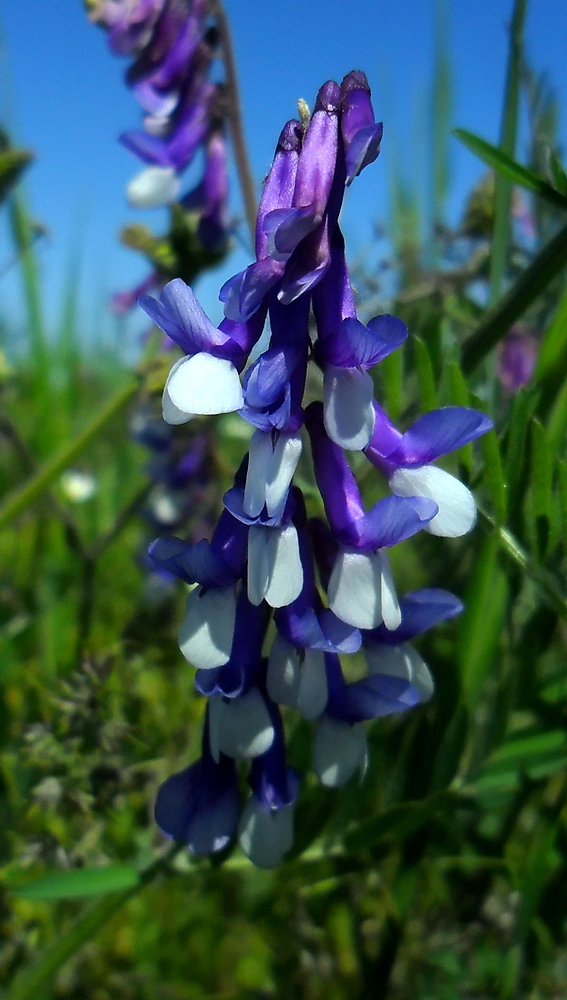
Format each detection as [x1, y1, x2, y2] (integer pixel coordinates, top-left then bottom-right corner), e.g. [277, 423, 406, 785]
[90, 0, 229, 251]
[142, 71, 492, 868]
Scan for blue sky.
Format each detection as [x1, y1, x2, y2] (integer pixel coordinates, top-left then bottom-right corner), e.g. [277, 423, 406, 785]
[1, 0, 567, 349]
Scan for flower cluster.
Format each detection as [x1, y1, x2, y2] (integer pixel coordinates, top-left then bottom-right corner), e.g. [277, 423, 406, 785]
[89, 0, 229, 250]
[141, 72, 492, 867]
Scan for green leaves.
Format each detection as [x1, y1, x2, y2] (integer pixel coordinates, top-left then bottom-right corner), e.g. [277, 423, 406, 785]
[454, 129, 567, 212]
[12, 865, 140, 901]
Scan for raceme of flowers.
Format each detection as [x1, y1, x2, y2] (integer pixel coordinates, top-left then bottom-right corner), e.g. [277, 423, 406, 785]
[140, 71, 492, 868]
[89, 0, 229, 250]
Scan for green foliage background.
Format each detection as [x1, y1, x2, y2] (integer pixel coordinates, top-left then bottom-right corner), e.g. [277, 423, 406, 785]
[1, 3, 567, 996]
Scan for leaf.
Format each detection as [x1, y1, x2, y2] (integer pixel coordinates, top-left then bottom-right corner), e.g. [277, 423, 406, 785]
[0, 149, 33, 202]
[0, 378, 138, 531]
[12, 865, 140, 901]
[413, 336, 438, 412]
[453, 129, 567, 212]
[342, 791, 460, 853]
[480, 428, 507, 525]
[457, 535, 509, 712]
[558, 459, 567, 554]
[528, 418, 554, 560]
[461, 219, 567, 374]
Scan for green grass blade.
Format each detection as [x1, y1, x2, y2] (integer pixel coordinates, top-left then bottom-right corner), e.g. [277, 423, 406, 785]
[488, 0, 527, 305]
[480, 428, 507, 524]
[528, 418, 554, 560]
[6, 844, 182, 1000]
[454, 129, 567, 211]
[413, 336, 438, 411]
[461, 218, 567, 373]
[12, 865, 140, 901]
[0, 378, 138, 532]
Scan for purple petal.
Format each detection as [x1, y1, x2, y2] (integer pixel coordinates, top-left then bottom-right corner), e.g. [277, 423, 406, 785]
[154, 756, 239, 855]
[368, 588, 464, 643]
[264, 206, 317, 261]
[321, 314, 407, 369]
[341, 495, 438, 551]
[139, 279, 242, 360]
[345, 123, 384, 185]
[330, 673, 421, 723]
[220, 258, 284, 323]
[391, 407, 493, 467]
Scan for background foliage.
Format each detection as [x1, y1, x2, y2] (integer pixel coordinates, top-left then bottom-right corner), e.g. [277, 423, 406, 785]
[1, 2, 567, 996]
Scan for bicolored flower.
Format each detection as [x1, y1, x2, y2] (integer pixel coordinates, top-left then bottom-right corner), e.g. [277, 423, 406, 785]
[364, 403, 492, 537]
[238, 705, 299, 868]
[154, 709, 240, 855]
[139, 278, 266, 423]
[312, 244, 407, 449]
[306, 402, 437, 629]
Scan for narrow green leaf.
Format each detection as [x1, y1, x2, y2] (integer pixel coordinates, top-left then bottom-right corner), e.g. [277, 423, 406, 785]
[457, 535, 509, 712]
[6, 844, 182, 1000]
[445, 360, 473, 474]
[343, 792, 458, 854]
[12, 865, 140, 901]
[379, 347, 404, 424]
[549, 150, 567, 196]
[480, 429, 507, 524]
[504, 389, 539, 514]
[0, 378, 138, 532]
[487, 729, 566, 770]
[534, 283, 567, 399]
[413, 336, 438, 411]
[528, 418, 554, 559]
[546, 374, 567, 454]
[489, 0, 527, 306]
[558, 460, 567, 553]
[454, 129, 567, 212]
[0, 149, 33, 202]
[461, 219, 567, 373]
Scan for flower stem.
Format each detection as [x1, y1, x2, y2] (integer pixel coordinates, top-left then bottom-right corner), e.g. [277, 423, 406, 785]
[213, 0, 257, 246]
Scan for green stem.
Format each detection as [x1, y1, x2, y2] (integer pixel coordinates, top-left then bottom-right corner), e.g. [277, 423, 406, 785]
[6, 843, 183, 1000]
[0, 378, 139, 533]
[213, 0, 257, 245]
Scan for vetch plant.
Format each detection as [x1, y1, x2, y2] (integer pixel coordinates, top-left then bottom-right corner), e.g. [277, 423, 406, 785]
[142, 71, 492, 868]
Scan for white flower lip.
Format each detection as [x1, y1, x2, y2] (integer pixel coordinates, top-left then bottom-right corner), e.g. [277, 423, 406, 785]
[328, 548, 400, 630]
[323, 365, 376, 451]
[163, 352, 243, 424]
[247, 524, 303, 608]
[126, 165, 181, 209]
[390, 465, 476, 537]
[313, 715, 367, 787]
[178, 585, 237, 670]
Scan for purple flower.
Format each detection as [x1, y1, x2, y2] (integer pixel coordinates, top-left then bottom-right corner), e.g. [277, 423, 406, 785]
[139, 278, 267, 424]
[306, 402, 437, 629]
[154, 710, 240, 855]
[497, 328, 538, 395]
[238, 709, 299, 869]
[340, 70, 384, 185]
[220, 119, 304, 322]
[365, 403, 492, 537]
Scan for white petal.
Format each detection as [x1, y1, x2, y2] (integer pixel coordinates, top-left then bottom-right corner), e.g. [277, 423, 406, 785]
[162, 357, 195, 425]
[247, 525, 270, 606]
[365, 641, 434, 702]
[238, 797, 294, 869]
[267, 635, 301, 707]
[178, 585, 237, 669]
[265, 433, 302, 520]
[377, 550, 401, 630]
[323, 365, 376, 450]
[264, 524, 303, 607]
[166, 353, 243, 418]
[328, 548, 383, 628]
[297, 649, 328, 720]
[126, 166, 181, 209]
[390, 465, 477, 538]
[313, 716, 367, 787]
[243, 431, 272, 518]
[216, 688, 275, 759]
